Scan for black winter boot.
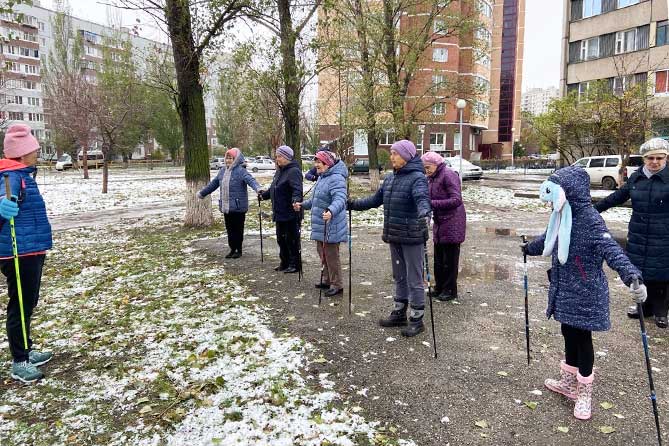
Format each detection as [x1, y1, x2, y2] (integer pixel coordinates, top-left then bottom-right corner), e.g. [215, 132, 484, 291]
[379, 301, 408, 327]
[401, 306, 425, 337]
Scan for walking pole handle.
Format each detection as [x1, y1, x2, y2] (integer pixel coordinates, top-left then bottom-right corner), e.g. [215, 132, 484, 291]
[3, 173, 11, 200]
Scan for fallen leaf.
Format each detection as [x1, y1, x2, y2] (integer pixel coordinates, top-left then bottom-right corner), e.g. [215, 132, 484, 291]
[386, 337, 396, 342]
[475, 420, 489, 429]
[497, 371, 508, 377]
[613, 413, 625, 419]
[524, 401, 538, 410]
[312, 355, 327, 364]
[600, 401, 614, 410]
[557, 426, 569, 433]
[139, 405, 152, 414]
[599, 426, 616, 434]
[441, 416, 450, 423]
[530, 390, 543, 396]
[286, 316, 296, 321]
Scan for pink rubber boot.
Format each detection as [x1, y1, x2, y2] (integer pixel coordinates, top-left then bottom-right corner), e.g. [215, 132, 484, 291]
[544, 361, 578, 400]
[574, 372, 595, 420]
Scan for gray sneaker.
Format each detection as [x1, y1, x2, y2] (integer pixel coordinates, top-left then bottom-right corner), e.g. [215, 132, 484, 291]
[11, 361, 44, 383]
[29, 350, 53, 367]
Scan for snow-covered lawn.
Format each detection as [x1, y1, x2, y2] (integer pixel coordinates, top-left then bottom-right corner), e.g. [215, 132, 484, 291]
[0, 215, 414, 446]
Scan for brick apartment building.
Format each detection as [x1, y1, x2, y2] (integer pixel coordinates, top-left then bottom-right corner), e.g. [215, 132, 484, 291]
[317, 0, 525, 161]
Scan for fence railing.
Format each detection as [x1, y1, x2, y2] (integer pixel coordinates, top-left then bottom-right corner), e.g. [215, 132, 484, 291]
[471, 159, 561, 174]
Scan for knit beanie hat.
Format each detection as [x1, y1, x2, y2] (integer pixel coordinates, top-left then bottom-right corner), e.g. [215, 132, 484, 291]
[276, 145, 294, 160]
[225, 148, 240, 158]
[4, 124, 39, 159]
[315, 150, 336, 167]
[639, 138, 669, 157]
[421, 151, 444, 166]
[390, 139, 417, 161]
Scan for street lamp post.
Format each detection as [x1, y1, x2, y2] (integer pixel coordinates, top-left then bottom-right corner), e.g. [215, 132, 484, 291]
[456, 99, 466, 186]
[511, 127, 515, 169]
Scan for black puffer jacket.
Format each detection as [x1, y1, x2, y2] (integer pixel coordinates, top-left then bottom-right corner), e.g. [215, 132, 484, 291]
[350, 156, 431, 245]
[595, 167, 669, 281]
[261, 159, 303, 222]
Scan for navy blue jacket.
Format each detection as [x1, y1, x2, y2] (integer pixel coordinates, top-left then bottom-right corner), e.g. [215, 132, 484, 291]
[261, 159, 303, 222]
[595, 167, 669, 282]
[0, 160, 52, 257]
[350, 156, 430, 245]
[527, 167, 641, 331]
[199, 153, 260, 213]
[303, 161, 348, 243]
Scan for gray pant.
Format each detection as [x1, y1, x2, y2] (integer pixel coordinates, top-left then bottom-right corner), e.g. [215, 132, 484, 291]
[390, 243, 425, 308]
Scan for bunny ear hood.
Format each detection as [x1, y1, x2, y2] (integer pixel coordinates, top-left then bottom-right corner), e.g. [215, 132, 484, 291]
[539, 179, 572, 265]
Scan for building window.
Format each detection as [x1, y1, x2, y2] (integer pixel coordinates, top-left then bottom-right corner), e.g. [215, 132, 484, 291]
[24, 64, 38, 75]
[432, 102, 445, 115]
[583, 0, 602, 18]
[613, 75, 633, 94]
[27, 96, 39, 106]
[429, 133, 446, 151]
[8, 111, 23, 121]
[476, 27, 492, 46]
[578, 82, 591, 100]
[432, 74, 445, 89]
[6, 95, 22, 105]
[580, 37, 599, 60]
[615, 28, 637, 53]
[474, 101, 489, 117]
[380, 130, 395, 145]
[453, 132, 462, 153]
[657, 21, 668, 47]
[478, 0, 493, 18]
[478, 53, 491, 67]
[433, 19, 447, 35]
[38, 21, 44, 31]
[617, 0, 638, 8]
[475, 75, 490, 95]
[655, 70, 669, 94]
[5, 61, 19, 72]
[432, 47, 448, 62]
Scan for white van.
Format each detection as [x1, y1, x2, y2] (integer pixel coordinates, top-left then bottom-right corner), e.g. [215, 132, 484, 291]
[78, 150, 104, 168]
[572, 154, 643, 189]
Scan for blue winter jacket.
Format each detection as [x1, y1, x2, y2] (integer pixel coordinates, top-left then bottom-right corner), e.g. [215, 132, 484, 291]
[526, 166, 641, 331]
[350, 155, 431, 245]
[595, 167, 669, 282]
[261, 159, 303, 222]
[303, 160, 348, 243]
[0, 159, 52, 257]
[199, 152, 261, 214]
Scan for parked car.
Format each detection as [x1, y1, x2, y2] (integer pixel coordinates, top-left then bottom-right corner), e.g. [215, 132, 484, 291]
[246, 158, 276, 173]
[55, 154, 73, 171]
[351, 158, 383, 174]
[209, 157, 226, 170]
[78, 150, 104, 168]
[302, 154, 316, 163]
[571, 154, 643, 190]
[444, 156, 483, 180]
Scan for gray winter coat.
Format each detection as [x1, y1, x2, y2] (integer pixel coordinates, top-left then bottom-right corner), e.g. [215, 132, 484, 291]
[199, 152, 260, 213]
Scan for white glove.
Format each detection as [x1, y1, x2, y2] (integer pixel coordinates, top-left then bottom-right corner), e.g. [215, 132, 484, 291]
[630, 280, 648, 303]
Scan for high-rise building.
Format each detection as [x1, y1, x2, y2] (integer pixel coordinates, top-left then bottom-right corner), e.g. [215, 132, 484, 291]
[560, 0, 669, 107]
[521, 86, 560, 115]
[317, 0, 525, 161]
[1, 1, 220, 156]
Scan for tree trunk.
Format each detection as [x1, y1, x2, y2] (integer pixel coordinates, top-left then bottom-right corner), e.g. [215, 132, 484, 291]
[81, 140, 89, 179]
[165, 0, 212, 227]
[102, 151, 109, 194]
[381, 0, 407, 140]
[278, 0, 301, 166]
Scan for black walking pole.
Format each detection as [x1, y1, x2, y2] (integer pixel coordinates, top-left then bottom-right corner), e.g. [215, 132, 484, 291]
[634, 278, 662, 445]
[348, 207, 352, 315]
[318, 221, 328, 306]
[521, 235, 531, 365]
[297, 207, 303, 282]
[258, 195, 264, 263]
[423, 240, 438, 359]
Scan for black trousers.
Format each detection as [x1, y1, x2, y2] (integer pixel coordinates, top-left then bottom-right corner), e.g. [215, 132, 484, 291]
[562, 323, 594, 377]
[276, 219, 300, 268]
[2, 254, 45, 362]
[639, 281, 669, 318]
[434, 243, 460, 296]
[223, 212, 246, 253]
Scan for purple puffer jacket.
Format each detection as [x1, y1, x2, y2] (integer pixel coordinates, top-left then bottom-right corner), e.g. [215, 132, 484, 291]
[428, 163, 466, 244]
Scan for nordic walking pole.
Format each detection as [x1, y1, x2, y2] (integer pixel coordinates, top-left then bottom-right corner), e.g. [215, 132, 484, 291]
[258, 195, 264, 263]
[521, 234, 531, 365]
[3, 174, 27, 351]
[423, 239, 438, 359]
[318, 221, 328, 306]
[296, 205, 303, 282]
[634, 278, 662, 445]
[348, 207, 352, 315]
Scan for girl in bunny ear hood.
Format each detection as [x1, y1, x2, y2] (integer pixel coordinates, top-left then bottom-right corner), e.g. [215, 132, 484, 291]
[522, 166, 645, 420]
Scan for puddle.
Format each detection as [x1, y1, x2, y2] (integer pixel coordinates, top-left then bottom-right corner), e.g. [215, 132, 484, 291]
[460, 259, 514, 282]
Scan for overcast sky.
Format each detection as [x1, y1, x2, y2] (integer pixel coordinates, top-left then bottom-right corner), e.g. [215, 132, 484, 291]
[42, 0, 564, 91]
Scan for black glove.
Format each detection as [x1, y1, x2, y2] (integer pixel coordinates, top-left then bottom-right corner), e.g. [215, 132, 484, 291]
[257, 191, 264, 201]
[346, 199, 353, 210]
[520, 241, 529, 256]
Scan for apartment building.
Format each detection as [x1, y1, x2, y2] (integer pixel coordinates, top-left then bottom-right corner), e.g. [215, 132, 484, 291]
[1, 1, 220, 157]
[521, 86, 560, 116]
[561, 0, 669, 106]
[317, 0, 525, 161]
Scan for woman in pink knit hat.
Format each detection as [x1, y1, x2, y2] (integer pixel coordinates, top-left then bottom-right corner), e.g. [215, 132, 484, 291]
[0, 124, 53, 383]
[421, 151, 466, 301]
